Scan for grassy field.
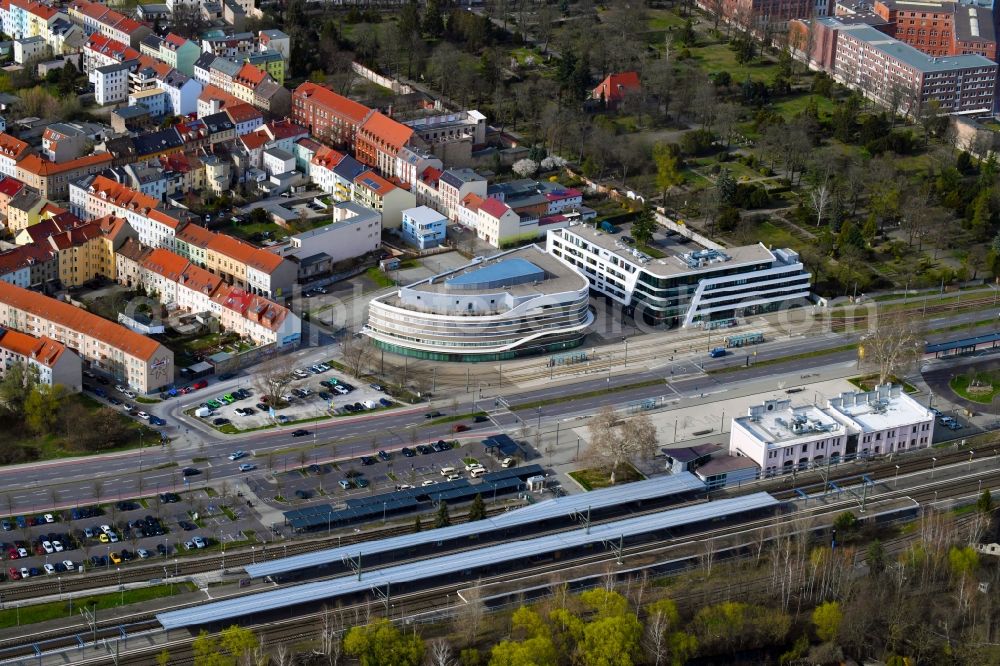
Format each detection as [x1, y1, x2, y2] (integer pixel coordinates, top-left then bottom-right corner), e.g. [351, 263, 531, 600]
[365, 267, 396, 288]
[772, 94, 838, 121]
[0, 583, 195, 629]
[226, 221, 290, 242]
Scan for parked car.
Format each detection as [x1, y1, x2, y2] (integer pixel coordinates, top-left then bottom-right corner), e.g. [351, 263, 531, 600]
[378, 450, 391, 461]
[401, 447, 415, 457]
[192, 536, 206, 549]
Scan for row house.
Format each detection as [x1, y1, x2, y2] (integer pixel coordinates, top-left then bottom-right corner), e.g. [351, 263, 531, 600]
[0, 0, 83, 55]
[354, 111, 413, 178]
[0, 133, 30, 179]
[173, 220, 214, 267]
[212, 285, 299, 347]
[413, 166, 442, 209]
[159, 33, 200, 77]
[0, 175, 26, 220]
[83, 32, 139, 80]
[204, 232, 295, 298]
[394, 146, 442, 194]
[209, 56, 242, 95]
[159, 69, 203, 116]
[225, 102, 264, 136]
[192, 51, 217, 87]
[17, 152, 112, 200]
[94, 59, 137, 106]
[0, 327, 81, 393]
[438, 168, 487, 222]
[68, 0, 150, 47]
[352, 170, 415, 229]
[5, 188, 44, 233]
[43, 216, 133, 288]
[245, 49, 284, 86]
[197, 84, 241, 117]
[201, 31, 255, 59]
[0, 280, 173, 393]
[13, 204, 82, 245]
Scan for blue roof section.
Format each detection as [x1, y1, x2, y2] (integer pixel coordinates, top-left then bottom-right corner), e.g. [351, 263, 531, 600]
[333, 155, 364, 181]
[446, 258, 545, 290]
[925, 331, 1000, 353]
[247, 471, 705, 580]
[158, 492, 775, 630]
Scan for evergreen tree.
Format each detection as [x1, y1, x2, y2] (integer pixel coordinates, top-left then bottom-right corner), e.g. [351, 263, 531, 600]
[716, 168, 737, 206]
[631, 208, 657, 246]
[468, 494, 486, 521]
[434, 500, 451, 528]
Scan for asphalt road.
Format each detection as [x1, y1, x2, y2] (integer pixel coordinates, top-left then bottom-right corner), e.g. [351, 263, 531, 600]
[0, 308, 995, 514]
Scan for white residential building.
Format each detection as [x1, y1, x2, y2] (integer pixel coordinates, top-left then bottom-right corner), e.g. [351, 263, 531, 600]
[0, 327, 81, 393]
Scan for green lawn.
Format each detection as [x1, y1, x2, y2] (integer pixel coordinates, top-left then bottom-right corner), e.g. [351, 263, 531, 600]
[569, 463, 646, 491]
[772, 94, 837, 122]
[647, 10, 686, 30]
[949, 372, 1000, 404]
[687, 41, 780, 83]
[365, 267, 396, 288]
[0, 583, 195, 629]
[747, 220, 801, 249]
[225, 221, 290, 242]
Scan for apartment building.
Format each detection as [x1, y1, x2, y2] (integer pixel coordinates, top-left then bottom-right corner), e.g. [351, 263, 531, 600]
[355, 111, 414, 178]
[0, 281, 173, 393]
[352, 170, 416, 228]
[204, 233, 296, 298]
[803, 18, 997, 114]
[438, 168, 487, 221]
[400, 205, 446, 250]
[0, 133, 29, 178]
[0, 327, 81, 393]
[873, 0, 997, 61]
[17, 152, 113, 199]
[291, 82, 373, 148]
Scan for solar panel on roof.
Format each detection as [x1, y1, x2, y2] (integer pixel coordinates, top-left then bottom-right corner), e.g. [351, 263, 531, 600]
[158, 493, 777, 630]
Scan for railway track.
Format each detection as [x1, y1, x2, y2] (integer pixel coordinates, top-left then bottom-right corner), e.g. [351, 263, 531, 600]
[2, 443, 992, 606]
[8, 466, 999, 666]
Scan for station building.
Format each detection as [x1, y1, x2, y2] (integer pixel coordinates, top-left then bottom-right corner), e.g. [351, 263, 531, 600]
[730, 384, 935, 476]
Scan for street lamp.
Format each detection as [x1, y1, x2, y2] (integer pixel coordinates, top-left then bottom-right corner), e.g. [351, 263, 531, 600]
[968, 450, 974, 472]
[622, 337, 628, 368]
[894, 464, 900, 489]
[931, 457, 937, 478]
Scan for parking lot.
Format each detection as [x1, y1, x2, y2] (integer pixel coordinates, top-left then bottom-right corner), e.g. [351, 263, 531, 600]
[247, 436, 519, 510]
[192, 363, 396, 432]
[0, 488, 264, 582]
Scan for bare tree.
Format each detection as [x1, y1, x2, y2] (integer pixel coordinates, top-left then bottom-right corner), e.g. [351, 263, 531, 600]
[317, 608, 342, 666]
[644, 609, 670, 666]
[253, 359, 295, 406]
[808, 162, 834, 228]
[428, 639, 454, 666]
[585, 407, 658, 483]
[93, 480, 103, 505]
[341, 334, 374, 378]
[862, 313, 924, 385]
[460, 583, 485, 645]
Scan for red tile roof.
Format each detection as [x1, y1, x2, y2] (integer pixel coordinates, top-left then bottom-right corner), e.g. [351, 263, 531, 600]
[479, 197, 512, 219]
[163, 33, 188, 49]
[359, 112, 413, 151]
[225, 102, 263, 124]
[206, 234, 286, 273]
[234, 62, 267, 88]
[0, 133, 29, 160]
[461, 193, 485, 213]
[0, 176, 25, 197]
[240, 132, 268, 151]
[264, 119, 306, 141]
[593, 71, 641, 103]
[292, 82, 371, 124]
[85, 175, 159, 212]
[18, 153, 112, 177]
[198, 84, 241, 110]
[0, 281, 162, 361]
[179, 263, 222, 295]
[175, 223, 215, 248]
[0, 328, 68, 369]
[142, 247, 189, 281]
[311, 145, 345, 169]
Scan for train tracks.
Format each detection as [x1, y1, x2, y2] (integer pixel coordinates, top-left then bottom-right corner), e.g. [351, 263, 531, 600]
[50, 468, 1000, 666]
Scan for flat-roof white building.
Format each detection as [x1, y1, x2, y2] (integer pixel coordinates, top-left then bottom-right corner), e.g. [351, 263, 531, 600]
[364, 244, 593, 362]
[730, 384, 934, 476]
[547, 223, 811, 329]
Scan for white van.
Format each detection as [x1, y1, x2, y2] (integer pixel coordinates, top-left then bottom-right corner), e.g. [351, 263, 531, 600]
[439, 466, 456, 477]
[363, 399, 377, 409]
[195, 406, 212, 418]
[470, 467, 487, 478]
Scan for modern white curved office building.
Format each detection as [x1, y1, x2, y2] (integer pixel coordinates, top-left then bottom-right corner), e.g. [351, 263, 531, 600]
[363, 245, 593, 362]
